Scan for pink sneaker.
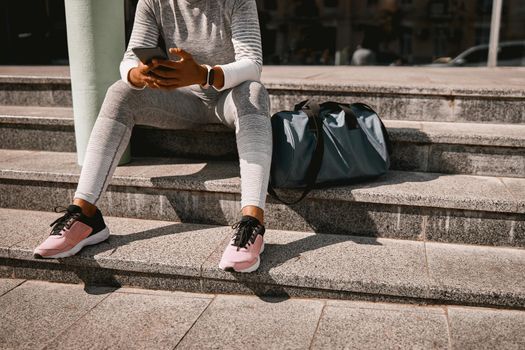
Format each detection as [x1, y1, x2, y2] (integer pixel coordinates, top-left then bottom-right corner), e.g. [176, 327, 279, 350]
[33, 204, 110, 259]
[219, 215, 265, 273]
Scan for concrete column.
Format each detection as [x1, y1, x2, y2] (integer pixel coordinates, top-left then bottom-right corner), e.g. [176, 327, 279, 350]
[488, 0, 503, 67]
[65, 0, 131, 166]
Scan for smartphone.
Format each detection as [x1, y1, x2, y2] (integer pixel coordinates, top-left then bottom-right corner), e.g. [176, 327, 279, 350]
[131, 46, 174, 72]
[132, 46, 168, 64]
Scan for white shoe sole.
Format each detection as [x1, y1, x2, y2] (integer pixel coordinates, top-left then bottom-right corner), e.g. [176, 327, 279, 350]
[35, 227, 110, 259]
[219, 241, 265, 273]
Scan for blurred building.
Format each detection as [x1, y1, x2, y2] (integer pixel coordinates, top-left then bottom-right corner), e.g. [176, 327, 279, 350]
[0, 0, 67, 64]
[256, 0, 525, 65]
[0, 0, 523, 66]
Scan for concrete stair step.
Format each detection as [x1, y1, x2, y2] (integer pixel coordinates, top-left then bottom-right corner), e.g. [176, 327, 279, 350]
[1, 208, 524, 309]
[0, 149, 523, 247]
[0, 105, 76, 153]
[1, 66, 524, 123]
[1, 105, 524, 177]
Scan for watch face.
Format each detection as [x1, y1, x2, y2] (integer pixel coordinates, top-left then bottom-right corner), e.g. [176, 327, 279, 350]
[209, 68, 215, 85]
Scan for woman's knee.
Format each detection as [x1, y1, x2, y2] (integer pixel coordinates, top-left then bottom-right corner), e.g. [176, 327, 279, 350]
[104, 80, 146, 108]
[98, 80, 142, 127]
[231, 80, 271, 117]
[233, 82, 272, 148]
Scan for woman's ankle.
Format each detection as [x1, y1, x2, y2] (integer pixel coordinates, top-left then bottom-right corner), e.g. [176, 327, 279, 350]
[73, 198, 97, 217]
[241, 205, 264, 225]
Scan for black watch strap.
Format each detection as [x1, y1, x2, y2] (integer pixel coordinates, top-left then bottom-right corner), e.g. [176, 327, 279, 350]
[208, 67, 215, 86]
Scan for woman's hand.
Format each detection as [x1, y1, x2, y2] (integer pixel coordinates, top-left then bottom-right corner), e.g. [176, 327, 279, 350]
[128, 61, 158, 89]
[148, 48, 207, 90]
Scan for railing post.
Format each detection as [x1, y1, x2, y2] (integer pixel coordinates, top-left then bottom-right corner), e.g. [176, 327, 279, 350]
[64, 0, 131, 166]
[488, 0, 503, 67]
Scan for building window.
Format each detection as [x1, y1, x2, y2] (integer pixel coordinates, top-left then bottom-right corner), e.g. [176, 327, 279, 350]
[0, 0, 523, 67]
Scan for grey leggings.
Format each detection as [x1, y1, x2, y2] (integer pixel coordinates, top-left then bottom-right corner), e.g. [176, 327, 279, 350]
[74, 79, 272, 210]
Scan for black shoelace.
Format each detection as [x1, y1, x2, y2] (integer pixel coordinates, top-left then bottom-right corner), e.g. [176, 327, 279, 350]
[49, 206, 82, 235]
[230, 217, 264, 251]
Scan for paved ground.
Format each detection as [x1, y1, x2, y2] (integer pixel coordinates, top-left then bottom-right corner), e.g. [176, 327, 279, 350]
[1, 278, 524, 349]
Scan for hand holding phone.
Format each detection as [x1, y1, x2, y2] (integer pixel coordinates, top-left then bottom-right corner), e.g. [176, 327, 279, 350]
[129, 47, 207, 91]
[128, 46, 179, 88]
[132, 47, 176, 72]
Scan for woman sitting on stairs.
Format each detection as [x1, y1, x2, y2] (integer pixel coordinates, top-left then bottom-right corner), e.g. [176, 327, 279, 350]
[34, 0, 272, 273]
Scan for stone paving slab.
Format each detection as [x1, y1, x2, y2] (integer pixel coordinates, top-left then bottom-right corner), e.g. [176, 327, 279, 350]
[0, 149, 522, 214]
[113, 285, 212, 298]
[311, 301, 449, 349]
[324, 298, 446, 313]
[0, 277, 24, 295]
[2, 278, 525, 349]
[447, 306, 525, 350]
[0, 280, 113, 349]
[175, 294, 324, 350]
[425, 242, 525, 308]
[44, 290, 212, 350]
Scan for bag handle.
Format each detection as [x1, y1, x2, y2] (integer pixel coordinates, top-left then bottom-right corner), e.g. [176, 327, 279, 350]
[319, 101, 359, 129]
[268, 100, 325, 205]
[297, 100, 358, 126]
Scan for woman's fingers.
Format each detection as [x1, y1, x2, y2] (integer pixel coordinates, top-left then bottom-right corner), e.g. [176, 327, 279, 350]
[169, 47, 192, 60]
[139, 73, 180, 90]
[152, 59, 178, 68]
[138, 61, 154, 74]
[155, 81, 181, 90]
[150, 59, 180, 78]
[150, 67, 178, 78]
[152, 77, 180, 87]
[143, 77, 157, 89]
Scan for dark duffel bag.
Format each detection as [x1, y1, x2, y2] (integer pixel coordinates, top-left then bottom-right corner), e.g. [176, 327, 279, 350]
[268, 100, 392, 204]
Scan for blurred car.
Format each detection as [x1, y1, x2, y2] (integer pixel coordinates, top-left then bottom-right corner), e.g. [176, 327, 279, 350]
[426, 41, 525, 67]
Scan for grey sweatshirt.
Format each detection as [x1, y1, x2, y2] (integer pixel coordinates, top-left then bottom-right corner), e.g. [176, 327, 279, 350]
[119, 0, 263, 91]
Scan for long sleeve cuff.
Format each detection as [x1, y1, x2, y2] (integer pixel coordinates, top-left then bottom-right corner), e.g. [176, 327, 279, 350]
[119, 59, 146, 90]
[215, 59, 261, 91]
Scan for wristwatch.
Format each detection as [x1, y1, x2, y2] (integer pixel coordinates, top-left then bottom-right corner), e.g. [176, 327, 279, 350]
[201, 64, 215, 89]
